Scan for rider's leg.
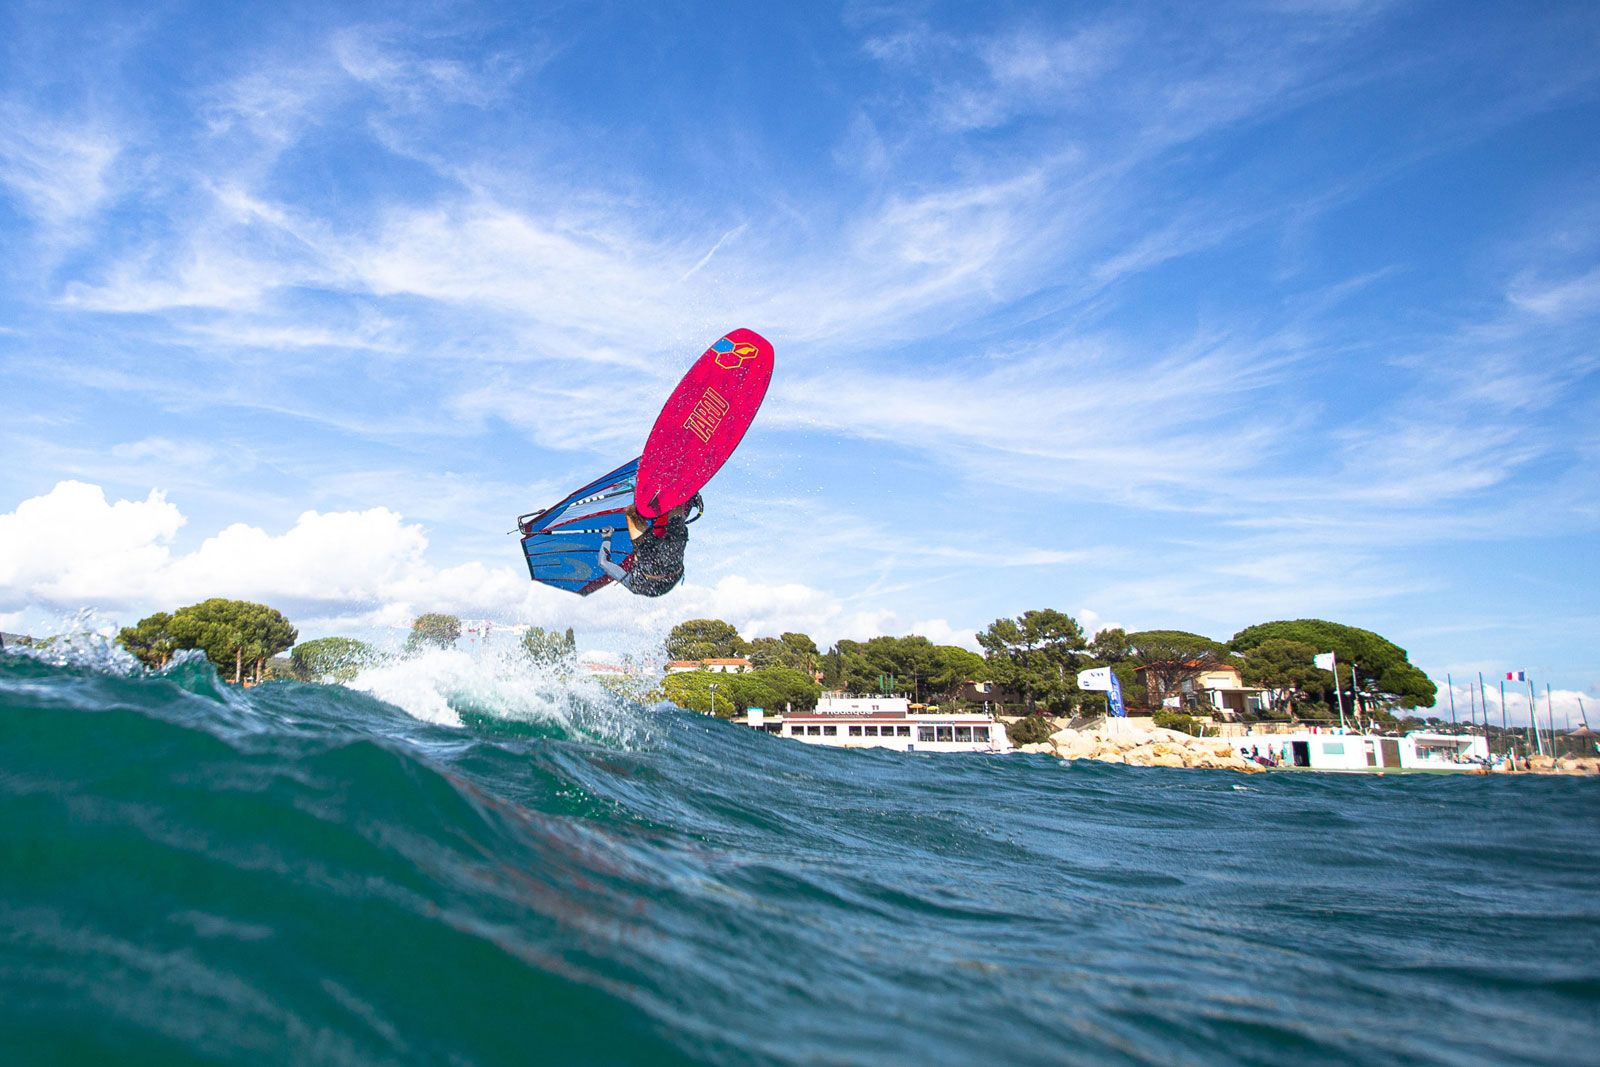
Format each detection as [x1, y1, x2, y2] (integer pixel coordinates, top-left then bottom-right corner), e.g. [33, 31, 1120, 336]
[597, 530, 629, 583]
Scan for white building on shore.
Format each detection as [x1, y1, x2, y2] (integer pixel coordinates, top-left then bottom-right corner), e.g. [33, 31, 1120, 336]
[1227, 730, 1488, 771]
[740, 695, 1012, 754]
[666, 657, 753, 674]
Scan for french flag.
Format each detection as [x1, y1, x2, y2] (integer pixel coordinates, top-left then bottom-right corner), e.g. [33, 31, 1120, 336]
[1506, 670, 1526, 681]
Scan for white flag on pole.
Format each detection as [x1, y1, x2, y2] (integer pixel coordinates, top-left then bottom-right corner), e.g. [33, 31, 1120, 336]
[1313, 652, 1336, 671]
[1077, 666, 1113, 691]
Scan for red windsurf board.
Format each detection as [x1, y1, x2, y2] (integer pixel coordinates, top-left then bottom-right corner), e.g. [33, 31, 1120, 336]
[634, 328, 774, 521]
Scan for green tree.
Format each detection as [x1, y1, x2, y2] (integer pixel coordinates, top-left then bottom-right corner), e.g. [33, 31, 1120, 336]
[822, 635, 943, 699]
[863, 635, 940, 701]
[1125, 629, 1229, 710]
[745, 631, 822, 674]
[522, 625, 577, 666]
[665, 618, 746, 662]
[824, 639, 873, 692]
[748, 666, 821, 711]
[1089, 627, 1132, 663]
[661, 670, 737, 718]
[1238, 638, 1322, 719]
[726, 673, 782, 714]
[236, 601, 299, 684]
[779, 632, 821, 674]
[162, 599, 298, 683]
[118, 612, 178, 669]
[745, 636, 785, 669]
[929, 645, 987, 700]
[1230, 619, 1437, 713]
[977, 610, 1088, 713]
[291, 637, 375, 683]
[1153, 710, 1205, 736]
[408, 613, 462, 651]
[1007, 715, 1056, 746]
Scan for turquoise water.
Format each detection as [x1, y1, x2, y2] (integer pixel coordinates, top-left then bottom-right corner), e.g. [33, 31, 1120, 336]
[2, 648, 1596, 1065]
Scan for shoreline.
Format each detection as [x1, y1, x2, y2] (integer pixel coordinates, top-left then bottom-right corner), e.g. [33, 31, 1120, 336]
[1014, 720, 1600, 776]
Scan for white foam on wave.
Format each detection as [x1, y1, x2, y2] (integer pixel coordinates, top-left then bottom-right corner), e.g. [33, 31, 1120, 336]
[344, 640, 660, 745]
[2, 608, 145, 675]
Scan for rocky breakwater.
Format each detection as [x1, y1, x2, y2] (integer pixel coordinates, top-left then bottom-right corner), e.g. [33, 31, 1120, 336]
[1521, 755, 1600, 775]
[1018, 726, 1266, 774]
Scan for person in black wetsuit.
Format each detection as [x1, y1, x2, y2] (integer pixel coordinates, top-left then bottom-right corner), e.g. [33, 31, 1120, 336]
[597, 494, 700, 597]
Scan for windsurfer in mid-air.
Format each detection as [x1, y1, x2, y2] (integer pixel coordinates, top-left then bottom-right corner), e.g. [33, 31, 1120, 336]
[597, 493, 702, 597]
[516, 329, 771, 597]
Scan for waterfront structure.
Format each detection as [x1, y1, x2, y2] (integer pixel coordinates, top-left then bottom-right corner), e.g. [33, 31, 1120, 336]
[1227, 730, 1488, 771]
[739, 695, 1012, 753]
[665, 657, 752, 674]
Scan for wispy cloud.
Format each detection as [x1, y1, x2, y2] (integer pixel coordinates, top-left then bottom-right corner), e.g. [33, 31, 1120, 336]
[0, 100, 120, 229]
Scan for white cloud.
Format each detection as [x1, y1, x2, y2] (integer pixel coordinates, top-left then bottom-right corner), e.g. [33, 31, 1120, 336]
[110, 437, 217, 467]
[0, 482, 184, 606]
[1508, 266, 1600, 320]
[1079, 609, 1126, 640]
[908, 617, 979, 650]
[0, 482, 909, 650]
[0, 102, 120, 227]
[331, 28, 532, 109]
[0, 481, 523, 624]
[1430, 677, 1598, 730]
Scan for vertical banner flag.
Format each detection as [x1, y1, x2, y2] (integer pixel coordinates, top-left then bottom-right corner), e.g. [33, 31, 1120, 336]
[1313, 652, 1336, 671]
[1076, 667, 1126, 717]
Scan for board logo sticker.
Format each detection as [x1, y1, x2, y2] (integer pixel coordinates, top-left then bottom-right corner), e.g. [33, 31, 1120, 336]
[711, 337, 761, 370]
[682, 386, 730, 442]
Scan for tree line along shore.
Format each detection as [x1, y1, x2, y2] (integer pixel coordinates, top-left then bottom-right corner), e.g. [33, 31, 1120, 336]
[93, 600, 1530, 750]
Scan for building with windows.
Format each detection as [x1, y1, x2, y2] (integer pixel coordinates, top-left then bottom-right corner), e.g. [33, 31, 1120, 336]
[1226, 730, 1488, 770]
[666, 657, 752, 674]
[740, 695, 1011, 753]
[1137, 661, 1266, 719]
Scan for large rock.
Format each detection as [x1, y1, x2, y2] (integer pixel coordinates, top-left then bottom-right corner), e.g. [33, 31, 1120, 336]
[1031, 725, 1267, 774]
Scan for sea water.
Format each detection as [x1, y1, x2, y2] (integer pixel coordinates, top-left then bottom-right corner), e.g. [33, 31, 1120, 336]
[2, 644, 1596, 1065]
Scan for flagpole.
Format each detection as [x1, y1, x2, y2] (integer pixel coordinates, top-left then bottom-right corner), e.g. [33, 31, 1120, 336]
[1529, 676, 1543, 756]
[1468, 676, 1479, 742]
[1359, 662, 1370, 725]
[1330, 654, 1346, 731]
[1521, 676, 1534, 752]
[1500, 678, 1510, 760]
[1477, 672, 1492, 755]
[1547, 684, 1557, 761]
[1446, 672, 1458, 728]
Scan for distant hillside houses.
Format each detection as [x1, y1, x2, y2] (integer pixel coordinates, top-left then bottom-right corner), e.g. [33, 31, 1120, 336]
[665, 657, 753, 674]
[1135, 661, 1267, 719]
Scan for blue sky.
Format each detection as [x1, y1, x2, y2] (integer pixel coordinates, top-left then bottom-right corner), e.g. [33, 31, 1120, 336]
[1, 0, 1597, 723]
